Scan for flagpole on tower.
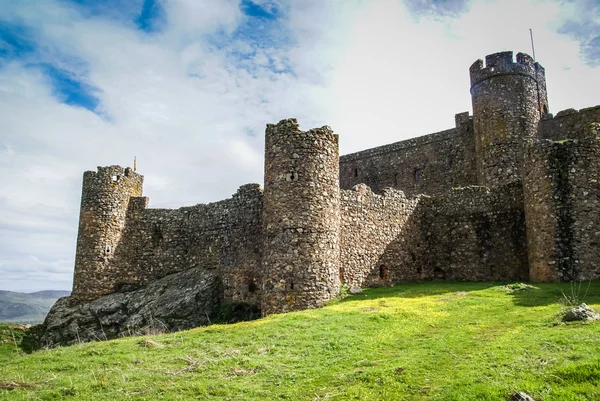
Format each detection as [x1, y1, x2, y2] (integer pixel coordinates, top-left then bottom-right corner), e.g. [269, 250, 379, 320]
[529, 28, 536, 61]
[134, 156, 137, 172]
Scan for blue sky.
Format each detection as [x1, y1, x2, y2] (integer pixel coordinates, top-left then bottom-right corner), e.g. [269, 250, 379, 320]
[0, 0, 598, 292]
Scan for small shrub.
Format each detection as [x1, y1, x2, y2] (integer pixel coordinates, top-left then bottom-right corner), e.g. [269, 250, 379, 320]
[560, 280, 592, 308]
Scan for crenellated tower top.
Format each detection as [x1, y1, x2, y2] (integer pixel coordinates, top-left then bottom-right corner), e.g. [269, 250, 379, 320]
[470, 51, 545, 88]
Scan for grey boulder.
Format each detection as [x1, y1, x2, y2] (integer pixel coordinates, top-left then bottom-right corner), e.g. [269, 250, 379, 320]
[563, 303, 600, 322]
[41, 267, 221, 346]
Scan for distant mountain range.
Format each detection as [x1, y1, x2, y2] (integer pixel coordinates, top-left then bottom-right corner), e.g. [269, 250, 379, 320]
[0, 290, 70, 325]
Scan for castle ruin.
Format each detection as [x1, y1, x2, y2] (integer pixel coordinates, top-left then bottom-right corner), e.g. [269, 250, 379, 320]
[69, 51, 600, 316]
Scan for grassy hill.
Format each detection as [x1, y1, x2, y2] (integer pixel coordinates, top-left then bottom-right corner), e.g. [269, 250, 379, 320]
[1, 282, 600, 400]
[0, 290, 70, 324]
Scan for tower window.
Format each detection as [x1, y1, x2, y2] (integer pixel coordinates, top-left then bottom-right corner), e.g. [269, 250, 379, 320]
[394, 173, 398, 186]
[248, 280, 257, 293]
[414, 169, 422, 182]
[112, 175, 120, 182]
[354, 168, 358, 177]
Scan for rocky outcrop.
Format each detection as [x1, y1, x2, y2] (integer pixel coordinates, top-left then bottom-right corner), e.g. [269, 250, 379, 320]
[41, 267, 221, 346]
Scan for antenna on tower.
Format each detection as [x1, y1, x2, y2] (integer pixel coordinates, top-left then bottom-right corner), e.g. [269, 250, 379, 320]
[134, 156, 137, 172]
[529, 28, 536, 61]
[530, 28, 543, 116]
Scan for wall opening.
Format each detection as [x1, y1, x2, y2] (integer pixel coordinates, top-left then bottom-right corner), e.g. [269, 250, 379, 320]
[394, 173, 398, 186]
[543, 104, 548, 115]
[112, 175, 120, 182]
[354, 168, 358, 177]
[152, 224, 163, 248]
[289, 281, 295, 290]
[248, 280, 257, 293]
[379, 265, 389, 281]
[414, 169, 422, 182]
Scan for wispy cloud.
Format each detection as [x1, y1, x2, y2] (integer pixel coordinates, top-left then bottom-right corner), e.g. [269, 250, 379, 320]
[556, 0, 600, 66]
[403, 0, 470, 18]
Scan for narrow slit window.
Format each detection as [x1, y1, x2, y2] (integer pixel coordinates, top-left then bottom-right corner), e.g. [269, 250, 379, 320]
[354, 168, 358, 177]
[414, 169, 422, 182]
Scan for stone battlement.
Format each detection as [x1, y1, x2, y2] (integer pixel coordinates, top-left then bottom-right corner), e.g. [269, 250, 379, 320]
[469, 51, 546, 89]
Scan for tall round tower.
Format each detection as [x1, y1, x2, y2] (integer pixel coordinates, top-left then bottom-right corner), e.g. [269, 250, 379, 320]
[261, 118, 341, 315]
[470, 51, 549, 187]
[71, 165, 144, 304]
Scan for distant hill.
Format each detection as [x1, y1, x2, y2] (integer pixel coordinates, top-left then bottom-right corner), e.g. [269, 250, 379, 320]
[0, 290, 70, 324]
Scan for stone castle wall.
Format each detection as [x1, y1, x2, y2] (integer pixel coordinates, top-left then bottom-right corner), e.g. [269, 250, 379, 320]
[540, 106, 600, 141]
[119, 184, 263, 304]
[340, 183, 529, 288]
[340, 113, 477, 197]
[340, 185, 422, 288]
[524, 123, 600, 282]
[73, 181, 263, 306]
[417, 184, 529, 281]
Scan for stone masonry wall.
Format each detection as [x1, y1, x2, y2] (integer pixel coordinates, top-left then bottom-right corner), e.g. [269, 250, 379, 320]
[339, 183, 528, 287]
[524, 123, 600, 282]
[71, 166, 144, 304]
[416, 184, 529, 281]
[340, 185, 422, 288]
[113, 184, 263, 306]
[261, 119, 340, 315]
[540, 105, 600, 141]
[340, 114, 476, 197]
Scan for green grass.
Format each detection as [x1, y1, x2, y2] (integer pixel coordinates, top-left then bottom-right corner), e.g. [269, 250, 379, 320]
[1, 282, 600, 400]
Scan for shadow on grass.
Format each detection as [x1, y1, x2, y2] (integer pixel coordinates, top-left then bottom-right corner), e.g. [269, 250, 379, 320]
[508, 281, 600, 307]
[337, 281, 501, 303]
[338, 280, 600, 308]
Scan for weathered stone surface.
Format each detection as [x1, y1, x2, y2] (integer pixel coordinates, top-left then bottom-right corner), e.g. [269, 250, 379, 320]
[261, 119, 341, 315]
[72, 178, 262, 307]
[42, 267, 221, 346]
[71, 166, 144, 304]
[563, 303, 600, 322]
[340, 117, 476, 197]
[541, 106, 600, 141]
[524, 124, 600, 282]
[509, 392, 536, 401]
[470, 51, 548, 187]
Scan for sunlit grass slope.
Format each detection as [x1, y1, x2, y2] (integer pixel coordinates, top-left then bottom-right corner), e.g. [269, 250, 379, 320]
[1, 282, 600, 400]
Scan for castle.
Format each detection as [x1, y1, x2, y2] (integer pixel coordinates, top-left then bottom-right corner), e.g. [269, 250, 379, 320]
[70, 51, 600, 316]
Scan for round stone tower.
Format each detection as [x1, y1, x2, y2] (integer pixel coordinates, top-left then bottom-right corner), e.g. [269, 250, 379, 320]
[470, 51, 549, 187]
[261, 118, 341, 315]
[71, 165, 144, 305]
